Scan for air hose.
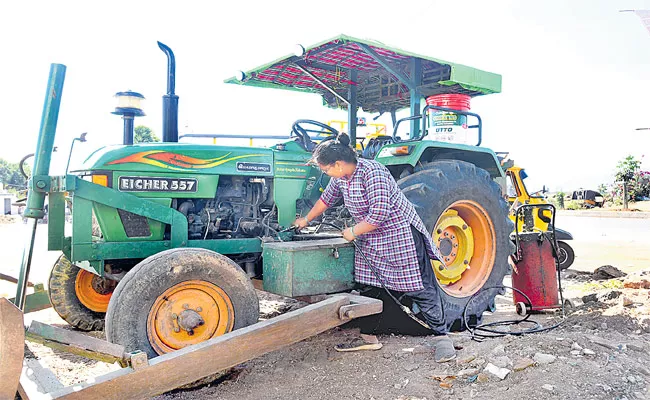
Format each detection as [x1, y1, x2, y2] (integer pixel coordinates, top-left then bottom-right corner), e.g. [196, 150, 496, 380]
[462, 231, 567, 340]
[315, 222, 438, 331]
[283, 221, 565, 340]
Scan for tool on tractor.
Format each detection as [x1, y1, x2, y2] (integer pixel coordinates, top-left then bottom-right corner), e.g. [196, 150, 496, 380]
[5, 35, 521, 398]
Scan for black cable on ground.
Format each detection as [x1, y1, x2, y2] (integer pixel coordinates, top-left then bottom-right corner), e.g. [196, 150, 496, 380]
[462, 232, 567, 341]
[291, 220, 567, 339]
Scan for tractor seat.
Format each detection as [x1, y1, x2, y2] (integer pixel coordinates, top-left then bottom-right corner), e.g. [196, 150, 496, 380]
[362, 136, 395, 159]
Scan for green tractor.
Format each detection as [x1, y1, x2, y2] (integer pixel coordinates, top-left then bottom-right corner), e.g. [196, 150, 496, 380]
[19, 35, 513, 359]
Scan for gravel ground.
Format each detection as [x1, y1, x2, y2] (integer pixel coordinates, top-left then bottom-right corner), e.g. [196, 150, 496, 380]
[14, 272, 650, 400]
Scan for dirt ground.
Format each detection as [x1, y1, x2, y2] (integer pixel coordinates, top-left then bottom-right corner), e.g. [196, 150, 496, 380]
[14, 270, 650, 400]
[3, 216, 649, 400]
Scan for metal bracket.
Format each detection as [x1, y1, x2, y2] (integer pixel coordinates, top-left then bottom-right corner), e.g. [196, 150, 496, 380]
[337, 294, 383, 320]
[291, 63, 350, 105]
[127, 351, 149, 371]
[357, 43, 420, 96]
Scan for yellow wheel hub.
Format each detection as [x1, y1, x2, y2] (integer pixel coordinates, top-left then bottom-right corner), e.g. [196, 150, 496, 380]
[147, 280, 234, 355]
[432, 209, 475, 285]
[432, 200, 496, 297]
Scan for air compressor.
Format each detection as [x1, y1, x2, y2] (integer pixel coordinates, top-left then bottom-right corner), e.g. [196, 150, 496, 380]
[511, 204, 563, 315]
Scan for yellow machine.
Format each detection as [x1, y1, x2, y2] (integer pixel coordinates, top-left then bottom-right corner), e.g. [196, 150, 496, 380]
[505, 165, 575, 269]
[326, 119, 387, 151]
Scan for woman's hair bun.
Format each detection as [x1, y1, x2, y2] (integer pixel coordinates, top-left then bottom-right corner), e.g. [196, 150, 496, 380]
[336, 132, 351, 147]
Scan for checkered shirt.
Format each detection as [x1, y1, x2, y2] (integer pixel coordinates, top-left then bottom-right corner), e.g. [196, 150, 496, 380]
[320, 159, 442, 292]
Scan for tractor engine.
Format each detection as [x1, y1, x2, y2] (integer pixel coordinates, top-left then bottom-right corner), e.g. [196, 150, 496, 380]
[175, 176, 273, 240]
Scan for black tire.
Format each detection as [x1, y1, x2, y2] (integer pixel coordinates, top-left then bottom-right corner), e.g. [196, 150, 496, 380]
[398, 160, 514, 331]
[557, 241, 575, 270]
[105, 248, 259, 358]
[48, 255, 107, 331]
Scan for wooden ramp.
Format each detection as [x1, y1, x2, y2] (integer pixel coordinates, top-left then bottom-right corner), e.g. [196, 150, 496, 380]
[0, 298, 25, 400]
[18, 294, 381, 400]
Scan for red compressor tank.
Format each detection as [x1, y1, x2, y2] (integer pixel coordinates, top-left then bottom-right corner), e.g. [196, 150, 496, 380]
[511, 232, 561, 313]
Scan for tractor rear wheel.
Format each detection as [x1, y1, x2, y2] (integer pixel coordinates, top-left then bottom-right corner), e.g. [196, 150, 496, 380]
[399, 160, 514, 331]
[105, 248, 259, 358]
[48, 255, 116, 331]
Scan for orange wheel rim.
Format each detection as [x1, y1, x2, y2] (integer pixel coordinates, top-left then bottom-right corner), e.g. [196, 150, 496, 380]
[432, 200, 496, 298]
[75, 270, 114, 313]
[147, 280, 234, 355]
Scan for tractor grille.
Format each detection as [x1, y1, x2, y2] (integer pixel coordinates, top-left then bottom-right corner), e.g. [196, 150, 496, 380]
[117, 209, 151, 237]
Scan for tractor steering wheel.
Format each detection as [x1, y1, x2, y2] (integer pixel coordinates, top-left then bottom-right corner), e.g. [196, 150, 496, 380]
[291, 120, 340, 152]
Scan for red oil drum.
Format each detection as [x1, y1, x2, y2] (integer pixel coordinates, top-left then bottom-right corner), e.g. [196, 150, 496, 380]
[511, 232, 561, 312]
[426, 94, 471, 144]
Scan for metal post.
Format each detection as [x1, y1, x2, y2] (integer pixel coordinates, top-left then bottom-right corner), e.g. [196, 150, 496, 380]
[409, 58, 422, 139]
[24, 64, 66, 219]
[15, 219, 38, 310]
[16, 63, 66, 310]
[123, 115, 134, 145]
[347, 69, 358, 148]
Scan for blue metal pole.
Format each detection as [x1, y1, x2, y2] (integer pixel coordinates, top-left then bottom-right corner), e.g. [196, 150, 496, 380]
[15, 63, 66, 310]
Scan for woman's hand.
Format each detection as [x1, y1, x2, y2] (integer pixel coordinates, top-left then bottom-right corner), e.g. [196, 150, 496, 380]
[293, 217, 309, 229]
[342, 227, 356, 242]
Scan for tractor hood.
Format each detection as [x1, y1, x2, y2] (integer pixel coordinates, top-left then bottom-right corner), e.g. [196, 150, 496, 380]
[77, 143, 275, 176]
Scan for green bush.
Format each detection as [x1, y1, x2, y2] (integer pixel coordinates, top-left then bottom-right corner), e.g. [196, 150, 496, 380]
[564, 200, 582, 210]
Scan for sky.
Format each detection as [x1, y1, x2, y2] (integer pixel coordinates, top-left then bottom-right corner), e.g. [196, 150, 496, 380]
[1, 0, 650, 193]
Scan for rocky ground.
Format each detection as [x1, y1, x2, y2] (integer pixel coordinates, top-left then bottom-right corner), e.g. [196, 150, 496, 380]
[16, 269, 650, 400]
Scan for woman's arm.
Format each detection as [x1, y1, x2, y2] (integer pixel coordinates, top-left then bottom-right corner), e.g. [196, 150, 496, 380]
[342, 220, 378, 241]
[294, 199, 328, 228]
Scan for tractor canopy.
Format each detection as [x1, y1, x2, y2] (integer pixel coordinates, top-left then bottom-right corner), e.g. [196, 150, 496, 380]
[224, 34, 502, 114]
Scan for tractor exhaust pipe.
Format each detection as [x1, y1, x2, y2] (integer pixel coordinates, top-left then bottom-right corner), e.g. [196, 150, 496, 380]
[158, 41, 179, 143]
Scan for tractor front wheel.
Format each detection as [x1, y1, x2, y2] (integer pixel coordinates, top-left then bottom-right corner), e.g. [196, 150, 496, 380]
[48, 255, 115, 331]
[399, 160, 514, 331]
[105, 248, 259, 358]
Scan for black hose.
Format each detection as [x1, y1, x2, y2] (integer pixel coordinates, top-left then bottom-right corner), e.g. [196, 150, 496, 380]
[316, 221, 435, 330]
[462, 231, 567, 340]
[19, 153, 34, 180]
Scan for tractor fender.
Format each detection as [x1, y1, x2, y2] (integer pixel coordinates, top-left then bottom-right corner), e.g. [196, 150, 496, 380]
[377, 141, 505, 180]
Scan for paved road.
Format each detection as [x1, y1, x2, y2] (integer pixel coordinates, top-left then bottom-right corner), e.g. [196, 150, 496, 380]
[555, 215, 650, 273]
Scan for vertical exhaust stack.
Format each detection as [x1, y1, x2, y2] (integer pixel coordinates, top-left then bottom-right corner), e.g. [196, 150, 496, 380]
[158, 41, 179, 143]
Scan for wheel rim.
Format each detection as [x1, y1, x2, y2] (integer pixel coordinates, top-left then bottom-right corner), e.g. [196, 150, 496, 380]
[75, 270, 115, 313]
[147, 280, 234, 355]
[432, 200, 496, 297]
[557, 247, 568, 264]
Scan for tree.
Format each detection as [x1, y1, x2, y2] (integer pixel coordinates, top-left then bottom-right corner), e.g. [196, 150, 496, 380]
[134, 126, 160, 143]
[0, 157, 29, 192]
[615, 155, 642, 210]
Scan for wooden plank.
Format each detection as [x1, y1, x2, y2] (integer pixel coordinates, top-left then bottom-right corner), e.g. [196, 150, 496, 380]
[0, 298, 26, 400]
[0, 272, 34, 286]
[26, 320, 126, 364]
[48, 294, 381, 399]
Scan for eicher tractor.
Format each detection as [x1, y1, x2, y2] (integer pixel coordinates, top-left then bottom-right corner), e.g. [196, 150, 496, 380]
[6, 35, 515, 398]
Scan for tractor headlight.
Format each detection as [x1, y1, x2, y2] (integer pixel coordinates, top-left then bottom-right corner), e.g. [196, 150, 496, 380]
[389, 146, 412, 156]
